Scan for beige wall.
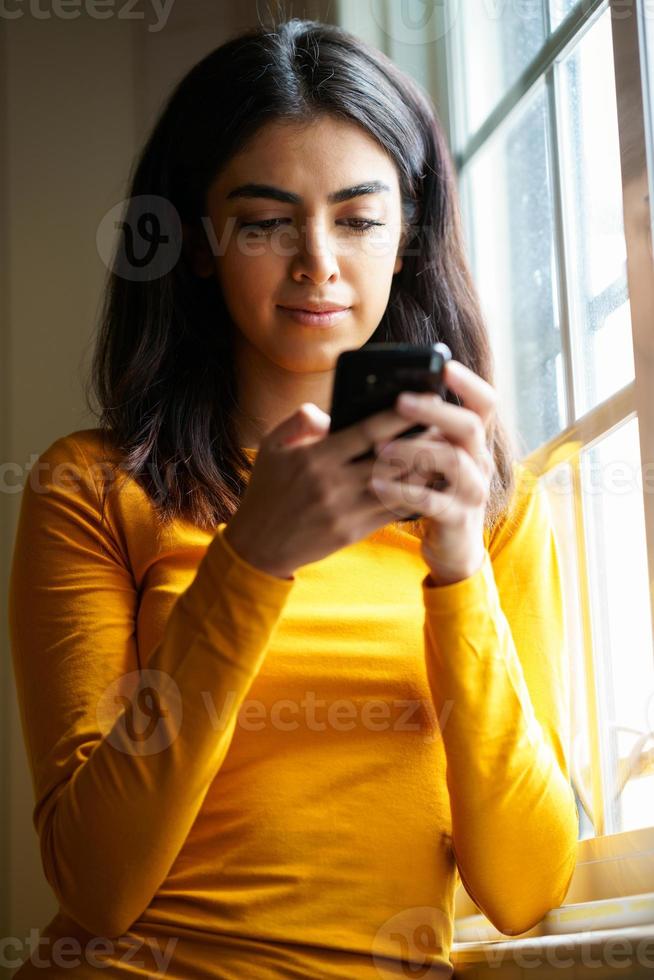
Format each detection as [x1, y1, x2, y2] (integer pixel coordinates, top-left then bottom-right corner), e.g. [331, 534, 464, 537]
[0, 0, 338, 963]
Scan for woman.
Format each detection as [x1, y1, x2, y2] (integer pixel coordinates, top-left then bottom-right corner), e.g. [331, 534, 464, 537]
[9, 15, 579, 978]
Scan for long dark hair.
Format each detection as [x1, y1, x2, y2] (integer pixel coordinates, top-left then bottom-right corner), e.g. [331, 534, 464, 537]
[85, 15, 516, 537]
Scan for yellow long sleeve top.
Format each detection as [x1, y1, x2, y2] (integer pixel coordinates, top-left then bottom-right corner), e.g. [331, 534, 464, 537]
[8, 428, 579, 979]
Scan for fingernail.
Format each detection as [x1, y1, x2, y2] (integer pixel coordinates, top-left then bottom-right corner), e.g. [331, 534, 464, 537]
[398, 393, 419, 410]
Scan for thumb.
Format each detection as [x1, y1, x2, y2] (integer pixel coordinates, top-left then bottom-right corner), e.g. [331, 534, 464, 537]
[272, 402, 331, 449]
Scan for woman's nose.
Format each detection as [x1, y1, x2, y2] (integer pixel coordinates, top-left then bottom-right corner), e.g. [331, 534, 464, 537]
[290, 215, 341, 282]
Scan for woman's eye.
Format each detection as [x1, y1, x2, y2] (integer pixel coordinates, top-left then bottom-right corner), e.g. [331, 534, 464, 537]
[238, 218, 384, 236]
[343, 219, 384, 235]
[239, 219, 289, 233]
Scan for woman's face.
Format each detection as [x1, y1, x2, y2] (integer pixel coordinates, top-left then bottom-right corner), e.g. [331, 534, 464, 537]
[192, 115, 406, 374]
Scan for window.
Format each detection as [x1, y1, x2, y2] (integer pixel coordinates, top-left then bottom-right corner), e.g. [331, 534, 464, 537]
[445, 0, 654, 937]
[337, 0, 654, 947]
[454, 4, 633, 453]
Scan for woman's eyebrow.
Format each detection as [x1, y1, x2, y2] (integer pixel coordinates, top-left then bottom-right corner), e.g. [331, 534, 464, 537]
[225, 180, 391, 204]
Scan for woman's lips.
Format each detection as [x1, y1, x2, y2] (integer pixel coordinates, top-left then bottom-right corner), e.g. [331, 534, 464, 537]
[277, 306, 351, 327]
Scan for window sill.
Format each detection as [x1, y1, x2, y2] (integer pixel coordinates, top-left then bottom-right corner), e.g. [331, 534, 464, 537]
[454, 891, 654, 943]
[452, 895, 654, 978]
[451, 923, 654, 977]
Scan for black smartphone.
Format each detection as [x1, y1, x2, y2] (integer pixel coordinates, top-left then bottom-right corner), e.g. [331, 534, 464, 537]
[328, 342, 452, 521]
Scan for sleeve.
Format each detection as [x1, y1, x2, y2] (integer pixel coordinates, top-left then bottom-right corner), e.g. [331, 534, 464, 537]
[420, 462, 578, 936]
[8, 434, 295, 939]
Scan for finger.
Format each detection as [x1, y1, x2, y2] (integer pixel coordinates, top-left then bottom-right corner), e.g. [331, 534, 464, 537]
[477, 445, 496, 483]
[373, 427, 449, 462]
[375, 439, 488, 506]
[332, 471, 422, 530]
[343, 424, 445, 471]
[393, 395, 488, 464]
[442, 360, 497, 430]
[346, 447, 433, 488]
[368, 475, 465, 524]
[316, 405, 428, 467]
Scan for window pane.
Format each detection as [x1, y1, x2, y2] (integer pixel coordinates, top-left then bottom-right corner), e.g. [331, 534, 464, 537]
[462, 84, 564, 454]
[550, 0, 580, 33]
[450, 0, 548, 144]
[542, 462, 596, 840]
[557, 9, 634, 416]
[581, 418, 654, 835]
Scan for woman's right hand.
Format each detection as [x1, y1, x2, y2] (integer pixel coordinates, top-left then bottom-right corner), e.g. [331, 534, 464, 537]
[222, 401, 429, 579]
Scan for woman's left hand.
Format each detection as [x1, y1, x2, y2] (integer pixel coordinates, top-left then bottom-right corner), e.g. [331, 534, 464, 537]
[372, 359, 497, 586]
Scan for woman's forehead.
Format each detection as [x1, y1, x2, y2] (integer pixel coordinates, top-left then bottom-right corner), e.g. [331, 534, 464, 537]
[209, 119, 401, 206]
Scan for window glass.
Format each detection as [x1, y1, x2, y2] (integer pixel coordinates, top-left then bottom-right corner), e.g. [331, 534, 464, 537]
[581, 417, 654, 835]
[462, 84, 564, 454]
[543, 461, 596, 840]
[550, 0, 581, 32]
[557, 9, 634, 416]
[450, 0, 548, 144]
